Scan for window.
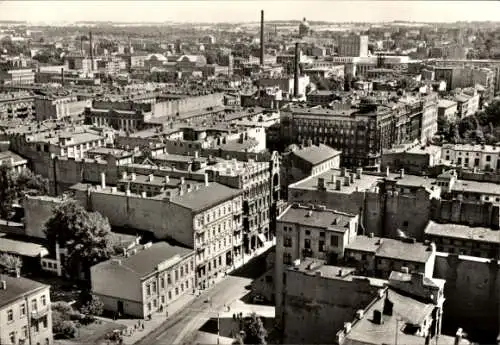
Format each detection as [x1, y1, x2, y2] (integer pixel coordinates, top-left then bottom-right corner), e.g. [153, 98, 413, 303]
[305, 230, 311, 236]
[168, 291, 172, 300]
[319, 240, 325, 252]
[42, 316, 48, 328]
[175, 287, 179, 296]
[180, 266, 184, 277]
[41, 295, 47, 306]
[45, 338, 50, 345]
[146, 284, 151, 296]
[167, 274, 172, 284]
[304, 239, 311, 249]
[20, 303, 26, 317]
[22, 325, 28, 338]
[153, 299, 157, 308]
[330, 235, 339, 247]
[152, 282, 157, 293]
[284, 236, 292, 247]
[320, 231, 325, 237]
[7, 309, 13, 322]
[31, 298, 37, 311]
[486, 155, 491, 162]
[147, 302, 151, 311]
[175, 270, 179, 280]
[219, 256, 222, 266]
[160, 278, 165, 289]
[9, 332, 15, 344]
[283, 253, 292, 265]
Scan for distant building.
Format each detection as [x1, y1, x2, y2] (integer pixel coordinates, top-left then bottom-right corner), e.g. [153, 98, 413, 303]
[0, 275, 53, 345]
[34, 95, 90, 121]
[0, 69, 35, 86]
[441, 143, 500, 171]
[91, 242, 195, 318]
[338, 35, 369, 57]
[381, 141, 442, 176]
[437, 99, 458, 126]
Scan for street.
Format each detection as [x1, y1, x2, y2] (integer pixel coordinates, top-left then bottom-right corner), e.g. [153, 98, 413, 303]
[135, 250, 273, 345]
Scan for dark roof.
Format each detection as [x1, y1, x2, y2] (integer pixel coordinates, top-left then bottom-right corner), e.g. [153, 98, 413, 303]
[292, 144, 341, 166]
[0, 275, 48, 308]
[119, 242, 192, 276]
[170, 182, 242, 213]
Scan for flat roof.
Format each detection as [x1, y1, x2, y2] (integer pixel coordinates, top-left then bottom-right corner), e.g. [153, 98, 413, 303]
[170, 182, 243, 213]
[452, 179, 500, 196]
[346, 236, 433, 263]
[279, 205, 355, 231]
[424, 221, 500, 244]
[0, 236, 49, 258]
[292, 144, 341, 166]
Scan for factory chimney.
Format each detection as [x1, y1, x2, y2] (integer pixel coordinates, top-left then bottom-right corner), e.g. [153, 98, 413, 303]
[89, 31, 94, 71]
[260, 10, 265, 65]
[294, 42, 300, 97]
[60, 68, 64, 86]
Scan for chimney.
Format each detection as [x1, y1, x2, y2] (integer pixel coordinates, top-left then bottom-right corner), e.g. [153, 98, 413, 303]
[344, 176, 350, 187]
[386, 166, 390, 177]
[204, 173, 209, 186]
[131, 173, 136, 181]
[383, 294, 394, 316]
[317, 177, 325, 190]
[148, 174, 154, 182]
[141, 191, 147, 198]
[194, 151, 199, 159]
[260, 10, 265, 65]
[80, 36, 84, 55]
[307, 139, 313, 147]
[356, 168, 363, 179]
[61, 68, 64, 86]
[294, 42, 300, 97]
[373, 310, 383, 325]
[180, 177, 185, 185]
[400, 168, 405, 179]
[455, 328, 463, 345]
[336, 179, 342, 191]
[122, 171, 127, 179]
[89, 31, 94, 71]
[343, 322, 352, 334]
[165, 176, 170, 183]
[100, 172, 106, 189]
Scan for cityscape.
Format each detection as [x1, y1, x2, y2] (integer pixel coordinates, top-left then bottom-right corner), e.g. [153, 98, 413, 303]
[0, 1, 499, 345]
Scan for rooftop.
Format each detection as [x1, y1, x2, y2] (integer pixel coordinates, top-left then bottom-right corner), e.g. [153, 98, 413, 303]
[95, 242, 192, 277]
[0, 275, 49, 309]
[292, 144, 341, 166]
[452, 179, 500, 196]
[170, 182, 242, 213]
[424, 221, 500, 244]
[278, 204, 355, 231]
[0, 234, 49, 258]
[346, 235, 434, 263]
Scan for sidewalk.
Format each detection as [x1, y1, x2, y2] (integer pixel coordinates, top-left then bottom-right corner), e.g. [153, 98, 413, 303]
[222, 299, 275, 318]
[97, 239, 276, 345]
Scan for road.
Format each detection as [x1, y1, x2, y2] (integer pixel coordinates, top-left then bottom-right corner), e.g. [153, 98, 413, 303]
[136, 251, 271, 345]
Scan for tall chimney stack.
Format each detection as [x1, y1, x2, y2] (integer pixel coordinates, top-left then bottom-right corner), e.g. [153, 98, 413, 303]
[294, 42, 300, 97]
[89, 31, 94, 71]
[60, 68, 64, 86]
[260, 10, 265, 65]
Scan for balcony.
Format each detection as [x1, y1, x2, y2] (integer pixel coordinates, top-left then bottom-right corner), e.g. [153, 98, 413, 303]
[31, 305, 50, 320]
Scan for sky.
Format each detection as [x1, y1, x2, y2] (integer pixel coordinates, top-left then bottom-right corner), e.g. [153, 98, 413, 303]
[1, 1, 500, 24]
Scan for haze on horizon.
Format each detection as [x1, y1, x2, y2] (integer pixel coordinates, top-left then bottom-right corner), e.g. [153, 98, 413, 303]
[1, 0, 500, 24]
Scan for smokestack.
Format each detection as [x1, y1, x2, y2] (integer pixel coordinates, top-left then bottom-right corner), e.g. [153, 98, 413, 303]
[89, 31, 94, 71]
[60, 68, 64, 86]
[294, 42, 300, 97]
[80, 36, 83, 55]
[260, 10, 264, 65]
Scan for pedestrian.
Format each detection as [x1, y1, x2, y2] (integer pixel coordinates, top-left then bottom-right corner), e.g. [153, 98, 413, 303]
[141, 323, 145, 331]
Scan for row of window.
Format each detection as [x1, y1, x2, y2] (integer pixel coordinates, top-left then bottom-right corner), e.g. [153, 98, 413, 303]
[145, 262, 193, 297]
[7, 295, 47, 322]
[147, 280, 191, 312]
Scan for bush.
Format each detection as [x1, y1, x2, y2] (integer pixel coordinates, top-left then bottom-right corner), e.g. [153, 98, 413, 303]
[80, 295, 104, 316]
[52, 301, 73, 315]
[53, 317, 77, 339]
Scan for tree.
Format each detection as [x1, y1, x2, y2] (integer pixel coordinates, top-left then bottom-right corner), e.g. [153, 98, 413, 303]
[80, 295, 104, 317]
[0, 253, 22, 275]
[0, 166, 49, 219]
[242, 313, 267, 345]
[44, 199, 113, 281]
[0, 166, 17, 219]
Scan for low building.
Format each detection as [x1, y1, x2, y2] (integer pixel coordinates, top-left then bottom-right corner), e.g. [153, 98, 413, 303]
[424, 221, 500, 259]
[344, 235, 437, 279]
[0, 275, 53, 345]
[91, 242, 194, 318]
[442, 143, 500, 172]
[437, 99, 458, 126]
[281, 258, 384, 344]
[381, 141, 442, 176]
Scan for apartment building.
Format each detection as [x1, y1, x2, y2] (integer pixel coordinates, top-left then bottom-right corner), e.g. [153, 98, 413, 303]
[91, 242, 194, 318]
[0, 91, 35, 119]
[71, 177, 244, 290]
[437, 99, 458, 126]
[338, 35, 369, 57]
[0, 275, 53, 345]
[34, 95, 90, 121]
[442, 143, 500, 171]
[424, 221, 500, 259]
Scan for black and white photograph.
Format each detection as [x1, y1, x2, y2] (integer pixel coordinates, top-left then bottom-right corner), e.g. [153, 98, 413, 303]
[0, 1, 499, 344]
